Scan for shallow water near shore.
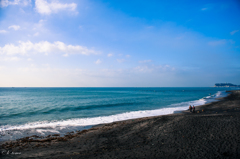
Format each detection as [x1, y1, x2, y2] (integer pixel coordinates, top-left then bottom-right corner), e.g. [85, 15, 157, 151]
[0, 87, 238, 141]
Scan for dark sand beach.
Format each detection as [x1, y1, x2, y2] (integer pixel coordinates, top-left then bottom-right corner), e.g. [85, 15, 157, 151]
[1, 90, 240, 159]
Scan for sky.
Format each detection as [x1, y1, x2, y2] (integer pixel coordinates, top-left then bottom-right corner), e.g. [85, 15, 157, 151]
[0, 0, 239, 87]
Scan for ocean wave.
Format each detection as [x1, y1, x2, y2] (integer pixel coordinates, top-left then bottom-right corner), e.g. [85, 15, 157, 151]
[0, 91, 229, 141]
[0, 102, 143, 119]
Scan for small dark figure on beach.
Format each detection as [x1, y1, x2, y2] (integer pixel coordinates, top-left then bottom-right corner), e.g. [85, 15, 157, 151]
[189, 105, 192, 113]
[192, 105, 195, 113]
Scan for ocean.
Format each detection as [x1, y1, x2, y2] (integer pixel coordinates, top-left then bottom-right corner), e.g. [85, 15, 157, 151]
[0, 87, 238, 141]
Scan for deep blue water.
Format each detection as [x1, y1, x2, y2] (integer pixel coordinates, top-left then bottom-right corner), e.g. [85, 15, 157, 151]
[0, 87, 238, 141]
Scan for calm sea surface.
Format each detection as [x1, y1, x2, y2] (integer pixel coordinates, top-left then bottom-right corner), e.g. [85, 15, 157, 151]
[0, 87, 238, 141]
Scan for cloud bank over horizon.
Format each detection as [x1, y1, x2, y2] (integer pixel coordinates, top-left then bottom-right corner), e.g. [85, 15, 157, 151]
[0, 41, 98, 56]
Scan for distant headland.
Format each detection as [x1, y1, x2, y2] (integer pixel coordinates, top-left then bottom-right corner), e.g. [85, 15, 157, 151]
[214, 83, 240, 87]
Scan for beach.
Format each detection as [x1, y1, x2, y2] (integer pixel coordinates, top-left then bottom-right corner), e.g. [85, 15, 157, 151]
[1, 90, 240, 158]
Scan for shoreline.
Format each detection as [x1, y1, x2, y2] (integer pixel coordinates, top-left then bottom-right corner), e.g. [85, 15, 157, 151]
[0, 90, 228, 142]
[1, 90, 240, 158]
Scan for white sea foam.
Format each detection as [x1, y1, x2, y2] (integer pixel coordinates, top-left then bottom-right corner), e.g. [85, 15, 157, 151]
[0, 91, 229, 141]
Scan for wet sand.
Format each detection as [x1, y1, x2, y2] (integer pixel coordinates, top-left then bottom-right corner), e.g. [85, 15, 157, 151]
[1, 90, 240, 159]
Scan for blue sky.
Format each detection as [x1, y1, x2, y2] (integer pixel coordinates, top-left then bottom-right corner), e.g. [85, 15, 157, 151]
[0, 0, 239, 87]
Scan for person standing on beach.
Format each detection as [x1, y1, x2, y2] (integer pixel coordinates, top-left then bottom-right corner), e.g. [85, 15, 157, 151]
[192, 105, 195, 113]
[189, 105, 192, 113]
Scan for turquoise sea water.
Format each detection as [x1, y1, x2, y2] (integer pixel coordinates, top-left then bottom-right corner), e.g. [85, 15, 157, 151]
[0, 87, 238, 141]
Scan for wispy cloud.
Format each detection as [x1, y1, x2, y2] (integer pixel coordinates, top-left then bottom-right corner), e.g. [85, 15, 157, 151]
[230, 30, 239, 35]
[33, 19, 45, 30]
[134, 64, 175, 73]
[95, 59, 102, 64]
[107, 53, 113, 57]
[0, 0, 31, 7]
[8, 25, 20, 30]
[0, 30, 7, 34]
[27, 58, 32, 61]
[33, 32, 39, 36]
[139, 60, 152, 63]
[117, 59, 125, 63]
[0, 56, 21, 61]
[35, 0, 77, 15]
[208, 39, 226, 46]
[0, 41, 99, 56]
[201, 8, 208, 11]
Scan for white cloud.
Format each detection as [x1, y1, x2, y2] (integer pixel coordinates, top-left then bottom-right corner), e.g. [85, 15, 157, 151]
[230, 30, 239, 35]
[8, 25, 20, 30]
[201, 8, 207, 11]
[35, 0, 77, 15]
[139, 60, 152, 63]
[208, 40, 226, 46]
[95, 59, 102, 64]
[27, 58, 32, 61]
[126, 55, 130, 58]
[0, 41, 99, 56]
[0, 0, 31, 7]
[0, 30, 7, 33]
[107, 53, 113, 57]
